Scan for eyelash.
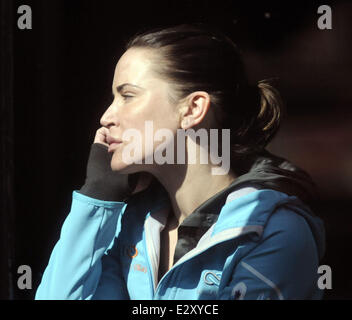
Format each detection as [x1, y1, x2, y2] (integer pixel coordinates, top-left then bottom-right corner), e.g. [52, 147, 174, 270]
[111, 92, 134, 102]
[121, 94, 134, 100]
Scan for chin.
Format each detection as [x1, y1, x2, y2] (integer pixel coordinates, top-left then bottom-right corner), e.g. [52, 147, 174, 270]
[110, 153, 145, 174]
[110, 161, 128, 173]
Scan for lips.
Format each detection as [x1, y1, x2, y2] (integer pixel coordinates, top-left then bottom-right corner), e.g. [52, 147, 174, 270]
[107, 135, 122, 153]
[106, 135, 122, 145]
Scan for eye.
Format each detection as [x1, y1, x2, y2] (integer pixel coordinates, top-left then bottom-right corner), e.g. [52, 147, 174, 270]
[121, 94, 134, 101]
[122, 94, 133, 100]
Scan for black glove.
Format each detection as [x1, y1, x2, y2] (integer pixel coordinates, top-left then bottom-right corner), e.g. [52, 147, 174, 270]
[79, 143, 138, 201]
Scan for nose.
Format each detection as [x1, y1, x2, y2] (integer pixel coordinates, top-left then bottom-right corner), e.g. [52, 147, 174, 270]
[100, 102, 119, 128]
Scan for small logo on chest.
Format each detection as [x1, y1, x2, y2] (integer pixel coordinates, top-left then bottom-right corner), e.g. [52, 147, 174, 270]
[133, 263, 148, 273]
[126, 244, 138, 258]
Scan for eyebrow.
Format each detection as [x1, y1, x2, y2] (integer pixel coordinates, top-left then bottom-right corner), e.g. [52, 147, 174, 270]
[112, 83, 143, 95]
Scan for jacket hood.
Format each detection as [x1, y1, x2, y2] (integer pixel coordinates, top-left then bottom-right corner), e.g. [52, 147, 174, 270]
[229, 149, 321, 211]
[191, 148, 326, 261]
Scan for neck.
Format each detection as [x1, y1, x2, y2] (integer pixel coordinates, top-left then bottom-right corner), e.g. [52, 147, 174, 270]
[152, 161, 236, 228]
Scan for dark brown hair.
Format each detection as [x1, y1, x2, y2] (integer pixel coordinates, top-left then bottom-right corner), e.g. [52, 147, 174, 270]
[125, 23, 284, 169]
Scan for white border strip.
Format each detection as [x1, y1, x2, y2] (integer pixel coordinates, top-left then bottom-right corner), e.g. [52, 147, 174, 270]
[240, 261, 284, 300]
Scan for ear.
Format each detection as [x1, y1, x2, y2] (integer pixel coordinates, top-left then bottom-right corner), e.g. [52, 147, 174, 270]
[179, 91, 210, 129]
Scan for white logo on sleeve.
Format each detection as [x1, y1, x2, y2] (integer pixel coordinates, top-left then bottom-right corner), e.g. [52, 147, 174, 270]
[231, 282, 247, 300]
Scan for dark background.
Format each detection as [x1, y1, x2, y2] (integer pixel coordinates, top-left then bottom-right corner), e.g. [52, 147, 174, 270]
[1, 0, 351, 300]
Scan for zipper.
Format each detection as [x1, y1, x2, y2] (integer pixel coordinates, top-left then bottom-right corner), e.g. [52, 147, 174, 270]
[142, 206, 169, 299]
[142, 230, 156, 299]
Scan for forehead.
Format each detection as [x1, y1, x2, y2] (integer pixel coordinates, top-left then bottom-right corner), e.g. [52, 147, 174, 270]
[113, 48, 156, 85]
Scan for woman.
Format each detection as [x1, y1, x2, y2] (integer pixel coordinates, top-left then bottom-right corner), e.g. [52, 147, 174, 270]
[35, 23, 325, 300]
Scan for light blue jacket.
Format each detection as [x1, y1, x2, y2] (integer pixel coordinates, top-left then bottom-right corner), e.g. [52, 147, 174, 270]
[35, 173, 325, 300]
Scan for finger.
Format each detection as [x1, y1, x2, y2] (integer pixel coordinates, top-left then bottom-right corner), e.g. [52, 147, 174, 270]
[94, 127, 109, 146]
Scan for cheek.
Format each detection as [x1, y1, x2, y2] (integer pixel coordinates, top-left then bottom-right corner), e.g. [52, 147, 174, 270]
[148, 95, 179, 130]
[125, 93, 178, 134]
[112, 92, 179, 167]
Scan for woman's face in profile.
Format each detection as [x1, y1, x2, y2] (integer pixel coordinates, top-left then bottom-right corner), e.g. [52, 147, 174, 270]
[100, 48, 181, 173]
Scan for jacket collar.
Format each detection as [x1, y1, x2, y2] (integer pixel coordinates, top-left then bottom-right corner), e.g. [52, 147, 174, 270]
[173, 185, 259, 263]
[134, 148, 323, 265]
[173, 147, 322, 264]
